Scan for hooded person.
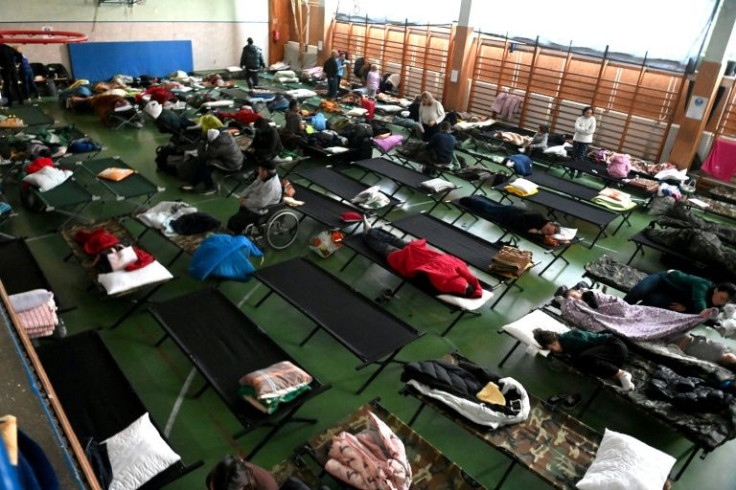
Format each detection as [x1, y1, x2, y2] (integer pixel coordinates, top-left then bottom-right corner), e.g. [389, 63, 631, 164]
[181, 129, 244, 194]
[145, 100, 196, 135]
[246, 118, 283, 167]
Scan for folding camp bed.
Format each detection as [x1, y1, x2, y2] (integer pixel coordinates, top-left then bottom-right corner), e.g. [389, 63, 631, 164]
[450, 196, 583, 277]
[583, 254, 649, 293]
[495, 183, 618, 248]
[496, 308, 735, 479]
[0, 238, 71, 313]
[400, 354, 601, 490]
[525, 171, 638, 232]
[352, 157, 461, 213]
[30, 174, 101, 227]
[59, 218, 173, 328]
[340, 231, 496, 336]
[72, 156, 164, 208]
[147, 287, 329, 458]
[296, 165, 403, 219]
[253, 257, 423, 394]
[0, 104, 55, 130]
[292, 399, 487, 489]
[133, 216, 224, 268]
[297, 138, 360, 162]
[107, 102, 145, 130]
[686, 195, 736, 224]
[555, 158, 659, 203]
[36, 330, 203, 489]
[344, 213, 533, 309]
[290, 182, 364, 230]
[471, 123, 537, 153]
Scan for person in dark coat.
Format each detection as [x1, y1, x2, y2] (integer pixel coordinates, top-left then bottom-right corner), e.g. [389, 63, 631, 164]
[323, 50, 339, 100]
[0, 43, 23, 107]
[181, 129, 244, 194]
[246, 117, 283, 167]
[240, 37, 266, 89]
[533, 328, 635, 390]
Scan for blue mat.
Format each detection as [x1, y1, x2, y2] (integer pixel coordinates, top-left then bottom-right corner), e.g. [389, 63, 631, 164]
[68, 40, 193, 81]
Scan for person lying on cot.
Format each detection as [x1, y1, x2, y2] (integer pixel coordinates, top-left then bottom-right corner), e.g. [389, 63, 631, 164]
[533, 328, 635, 390]
[624, 269, 736, 316]
[558, 286, 736, 370]
[457, 196, 561, 243]
[181, 129, 244, 195]
[143, 100, 198, 136]
[226, 161, 282, 235]
[362, 217, 482, 299]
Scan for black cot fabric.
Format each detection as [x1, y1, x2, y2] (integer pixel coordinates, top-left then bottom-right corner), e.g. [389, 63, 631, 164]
[0, 239, 63, 309]
[526, 172, 600, 201]
[255, 257, 421, 363]
[299, 166, 402, 207]
[392, 214, 500, 272]
[36, 330, 147, 441]
[148, 288, 325, 427]
[291, 183, 359, 229]
[354, 157, 435, 190]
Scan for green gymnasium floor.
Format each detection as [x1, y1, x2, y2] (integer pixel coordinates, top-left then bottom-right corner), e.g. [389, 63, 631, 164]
[4, 92, 735, 489]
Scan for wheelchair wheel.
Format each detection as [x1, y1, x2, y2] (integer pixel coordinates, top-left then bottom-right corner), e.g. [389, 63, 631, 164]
[266, 210, 299, 249]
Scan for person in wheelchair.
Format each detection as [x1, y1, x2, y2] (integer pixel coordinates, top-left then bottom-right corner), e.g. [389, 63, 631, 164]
[226, 160, 282, 234]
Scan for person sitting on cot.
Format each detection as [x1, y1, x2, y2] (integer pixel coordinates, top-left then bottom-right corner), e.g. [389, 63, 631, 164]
[362, 217, 482, 299]
[533, 328, 635, 391]
[624, 270, 736, 316]
[246, 118, 284, 168]
[558, 286, 736, 370]
[181, 129, 243, 195]
[520, 124, 549, 156]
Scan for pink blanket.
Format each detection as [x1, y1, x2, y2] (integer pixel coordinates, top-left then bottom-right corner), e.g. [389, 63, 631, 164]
[373, 135, 405, 153]
[702, 138, 736, 181]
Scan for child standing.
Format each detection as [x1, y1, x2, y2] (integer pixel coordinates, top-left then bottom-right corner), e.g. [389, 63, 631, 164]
[365, 64, 380, 98]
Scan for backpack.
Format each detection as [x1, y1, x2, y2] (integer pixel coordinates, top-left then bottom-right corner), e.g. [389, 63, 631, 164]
[350, 123, 373, 147]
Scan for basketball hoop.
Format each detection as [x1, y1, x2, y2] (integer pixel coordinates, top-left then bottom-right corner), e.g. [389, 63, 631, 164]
[0, 30, 88, 44]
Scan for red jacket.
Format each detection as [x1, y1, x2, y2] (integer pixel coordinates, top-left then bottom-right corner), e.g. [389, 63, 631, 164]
[387, 240, 481, 298]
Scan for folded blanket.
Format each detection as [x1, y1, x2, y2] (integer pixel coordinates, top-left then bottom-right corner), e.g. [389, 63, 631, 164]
[592, 194, 637, 211]
[505, 178, 538, 196]
[15, 298, 58, 337]
[237, 361, 313, 413]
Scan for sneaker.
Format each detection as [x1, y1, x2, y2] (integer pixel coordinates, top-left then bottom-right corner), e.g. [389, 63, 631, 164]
[199, 186, 217, 196]
[180, 184, 195, 192]
[619, 371, 635, 391]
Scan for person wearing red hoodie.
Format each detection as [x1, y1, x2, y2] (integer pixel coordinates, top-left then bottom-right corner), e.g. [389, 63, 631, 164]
[362, 219, 481, 298]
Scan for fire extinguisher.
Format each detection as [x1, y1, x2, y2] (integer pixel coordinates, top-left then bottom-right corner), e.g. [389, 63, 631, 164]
[272, 29, 280, 43]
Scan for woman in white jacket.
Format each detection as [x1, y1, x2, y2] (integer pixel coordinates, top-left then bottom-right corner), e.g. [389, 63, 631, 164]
[418, 91, 445, 141]
[572, 106, 596, 161]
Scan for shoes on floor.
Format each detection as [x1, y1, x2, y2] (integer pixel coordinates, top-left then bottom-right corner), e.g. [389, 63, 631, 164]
[198, 186, 217, 196]
[545, 393, 582, 410]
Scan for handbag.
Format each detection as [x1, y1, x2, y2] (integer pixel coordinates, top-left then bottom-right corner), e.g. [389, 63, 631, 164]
[489, 246, 532, 278]
[309, 230, 344, 259]
[106, 245, 138, 272]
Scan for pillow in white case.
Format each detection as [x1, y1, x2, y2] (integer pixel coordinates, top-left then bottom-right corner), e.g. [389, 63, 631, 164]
[104, 413, 181, 490]
[576, 428, 675, 490]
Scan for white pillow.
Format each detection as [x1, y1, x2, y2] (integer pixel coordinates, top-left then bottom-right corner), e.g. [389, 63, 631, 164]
[104, 413, 181, 490]
[9, 289, 54, 312]
[508, 178, 538, 194]
[346, 107, 369, 117]
[577, 429, 675, 490]
[499, 309, 570, 356]
[437, 288, 494, 311]
[23, 166, 73, 192]
[97, 261, 173, 296]
[420, 178, 455, 193]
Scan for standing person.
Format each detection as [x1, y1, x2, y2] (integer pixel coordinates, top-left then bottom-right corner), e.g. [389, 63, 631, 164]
[365, 64, 380, 97]
[533, 329, 635, 391]
[336, 50, 347, 90]
[418, 91, 445, 141]
[0, 44, 23, 107]
[14, 46, 40, 100]
[323, 50, 339, 100]
[240, 37, 265, 90]
[572, 106, 596, 161]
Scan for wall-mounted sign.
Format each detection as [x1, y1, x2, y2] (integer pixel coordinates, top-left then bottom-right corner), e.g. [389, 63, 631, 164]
[685, 95, 708, 120]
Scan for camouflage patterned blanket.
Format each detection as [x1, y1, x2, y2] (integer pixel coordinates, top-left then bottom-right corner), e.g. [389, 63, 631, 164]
[404, 386, 600, 490]
[584, 254, 648, 293]
[294, 401, 486, 489]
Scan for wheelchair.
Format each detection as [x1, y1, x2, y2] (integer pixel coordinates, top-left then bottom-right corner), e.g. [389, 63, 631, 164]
[243, 202, 300, 250]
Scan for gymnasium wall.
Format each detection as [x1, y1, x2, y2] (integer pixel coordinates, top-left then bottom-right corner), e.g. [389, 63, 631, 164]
[0, 0, 269, 74]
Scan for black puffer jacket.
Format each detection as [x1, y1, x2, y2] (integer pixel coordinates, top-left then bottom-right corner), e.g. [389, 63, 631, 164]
[647, 365, 732, 413]
[402, 359, 522, 414]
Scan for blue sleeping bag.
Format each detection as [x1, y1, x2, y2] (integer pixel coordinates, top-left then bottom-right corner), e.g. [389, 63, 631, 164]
[189, 234, 262, 281]
[507, 154, 533, 176]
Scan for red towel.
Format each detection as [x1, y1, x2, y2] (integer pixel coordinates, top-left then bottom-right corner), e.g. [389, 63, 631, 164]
[702, 138, 736, 181]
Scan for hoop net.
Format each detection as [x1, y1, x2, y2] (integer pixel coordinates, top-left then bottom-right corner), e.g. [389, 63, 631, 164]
[0, 30, 88, 44]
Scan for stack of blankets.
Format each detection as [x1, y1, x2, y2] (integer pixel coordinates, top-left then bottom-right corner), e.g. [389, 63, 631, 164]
[238, 361, 313, 414]
[9, 289, 59, 338]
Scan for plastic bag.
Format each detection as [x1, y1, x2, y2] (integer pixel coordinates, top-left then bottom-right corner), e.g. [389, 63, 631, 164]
[309, 230, 344, 258]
